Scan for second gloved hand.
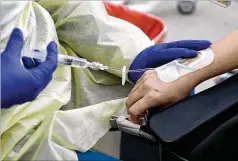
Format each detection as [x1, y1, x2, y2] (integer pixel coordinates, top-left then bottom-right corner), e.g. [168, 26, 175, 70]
[129, 40, 212, 83]
[1, 28, 58, 109]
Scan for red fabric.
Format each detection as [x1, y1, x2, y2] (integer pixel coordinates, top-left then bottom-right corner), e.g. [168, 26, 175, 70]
[104, 2, 166, 43]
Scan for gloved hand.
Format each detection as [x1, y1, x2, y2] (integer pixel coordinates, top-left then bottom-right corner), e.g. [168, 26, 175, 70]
[129, 40, 212, 83]
[1, 28, 58, 109]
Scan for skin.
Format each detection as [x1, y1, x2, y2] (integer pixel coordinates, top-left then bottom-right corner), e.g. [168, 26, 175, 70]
[126, 31, 238, 123]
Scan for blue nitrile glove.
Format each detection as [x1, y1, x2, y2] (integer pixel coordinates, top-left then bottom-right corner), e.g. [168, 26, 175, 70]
[1, 28, 58, 109]
[129, 40, 212, 83]
[77, 151, 120, 161]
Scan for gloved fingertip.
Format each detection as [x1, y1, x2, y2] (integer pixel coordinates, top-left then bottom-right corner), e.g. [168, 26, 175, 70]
[196, 40, 212, 48]
[12, 28, 24, 39]
[188, 40, 212, 50]
[199, 40, 212, 45]
[44, 42, 58, 70]
[185, 50, 198, 58]
[5, 28, 24, 54]
[46, 41, 58, 63]
[47, 41, 57, 54]
[9, 28, 24, 46]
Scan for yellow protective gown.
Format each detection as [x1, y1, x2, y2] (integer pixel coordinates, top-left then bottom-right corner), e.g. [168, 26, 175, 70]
[0, 1, 154, 160]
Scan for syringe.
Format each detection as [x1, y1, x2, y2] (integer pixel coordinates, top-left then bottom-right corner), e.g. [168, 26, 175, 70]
[21, 47, 109, 70]
[21, 46, 152, 86]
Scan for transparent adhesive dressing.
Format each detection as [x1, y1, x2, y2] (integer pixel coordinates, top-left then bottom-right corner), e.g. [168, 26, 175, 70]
[155, 48, 215, 83]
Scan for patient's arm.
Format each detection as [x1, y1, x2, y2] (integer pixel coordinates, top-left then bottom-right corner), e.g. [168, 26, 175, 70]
[189, 31, 238, 84]
[126, 31, 238, 123]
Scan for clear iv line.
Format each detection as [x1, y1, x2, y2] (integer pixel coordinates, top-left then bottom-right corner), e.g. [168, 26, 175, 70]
[106, 67, 155, 73]
[128, 68, 155, 72]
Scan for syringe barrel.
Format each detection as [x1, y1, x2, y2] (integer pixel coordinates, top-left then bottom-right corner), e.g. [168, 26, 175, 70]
[58, 55, 88, 68]
[21, 47, 89, 68]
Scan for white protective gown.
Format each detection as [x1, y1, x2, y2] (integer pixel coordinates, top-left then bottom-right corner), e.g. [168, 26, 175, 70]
[0, 1, 154, 160]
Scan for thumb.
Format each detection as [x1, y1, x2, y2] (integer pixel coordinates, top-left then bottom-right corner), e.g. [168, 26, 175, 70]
[4, 28, 24, 58]
[30, 41, 58, 79]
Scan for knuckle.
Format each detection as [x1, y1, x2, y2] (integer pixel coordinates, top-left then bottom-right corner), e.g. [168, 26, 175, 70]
[128, 107, 139, 116]
[128, 107, 133, 115]
[143, 80, 153, 89]
[147, 91, 157, 99]
[145, 90, 161, 104]
[144, 79, 150, 85]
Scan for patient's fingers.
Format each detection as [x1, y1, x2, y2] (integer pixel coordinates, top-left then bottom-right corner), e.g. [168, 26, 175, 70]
[128, 94, 161, 123]
[126, 86, 145, 110]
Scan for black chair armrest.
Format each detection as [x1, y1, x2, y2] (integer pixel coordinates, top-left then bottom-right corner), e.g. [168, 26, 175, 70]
[149, 74, 238, 149]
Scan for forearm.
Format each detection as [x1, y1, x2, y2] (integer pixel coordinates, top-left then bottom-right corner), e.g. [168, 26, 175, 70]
[182, 31, 238, 87]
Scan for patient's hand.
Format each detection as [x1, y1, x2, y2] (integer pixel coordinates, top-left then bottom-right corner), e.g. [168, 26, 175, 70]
[126, 70, 196, 124]
[126, 31, 238, 124]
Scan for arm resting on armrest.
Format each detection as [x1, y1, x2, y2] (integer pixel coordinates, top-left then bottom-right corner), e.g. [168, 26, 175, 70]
[126, 31, 238, 124]
[149, 74, 238, 145]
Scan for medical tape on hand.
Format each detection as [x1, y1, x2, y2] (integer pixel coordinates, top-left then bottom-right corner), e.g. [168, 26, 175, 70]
[155, 48, 215, 83]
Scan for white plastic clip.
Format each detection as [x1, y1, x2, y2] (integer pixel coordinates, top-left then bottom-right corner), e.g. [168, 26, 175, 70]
[122, 66, 126, 85]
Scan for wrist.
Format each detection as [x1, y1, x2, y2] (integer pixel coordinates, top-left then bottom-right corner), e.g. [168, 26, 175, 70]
[175, 73, 200, 95]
